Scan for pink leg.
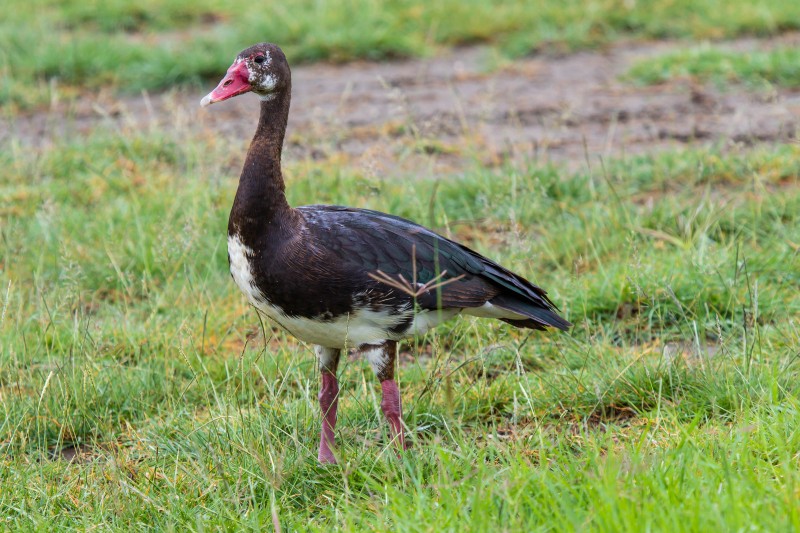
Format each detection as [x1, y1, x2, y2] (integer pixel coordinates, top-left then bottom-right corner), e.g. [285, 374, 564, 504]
[380, 379, 408, 451]
[363, 341, 409, 454]
[318, 371, 339, 464]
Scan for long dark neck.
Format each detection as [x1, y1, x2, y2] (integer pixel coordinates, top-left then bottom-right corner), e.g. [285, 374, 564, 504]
[229, 89, 294, 236]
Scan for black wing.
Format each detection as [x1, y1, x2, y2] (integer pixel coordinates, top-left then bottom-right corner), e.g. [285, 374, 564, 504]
[298, 205, 570, 331]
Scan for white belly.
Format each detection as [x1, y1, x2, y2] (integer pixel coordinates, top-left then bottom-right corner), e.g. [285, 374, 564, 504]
[251, 305, 459, 349]
[227, 234, 460, 348]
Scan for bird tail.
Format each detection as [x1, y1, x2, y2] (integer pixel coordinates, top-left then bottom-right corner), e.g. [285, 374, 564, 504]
[490, 294, 572, 331]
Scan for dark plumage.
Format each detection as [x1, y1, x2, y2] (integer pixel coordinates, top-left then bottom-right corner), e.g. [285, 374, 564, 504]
[296, 205, 570, 330]
[201, 43, 570, 464]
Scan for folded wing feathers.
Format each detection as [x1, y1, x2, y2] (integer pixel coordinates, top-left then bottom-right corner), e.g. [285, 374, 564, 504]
[301, 206, 570, 331]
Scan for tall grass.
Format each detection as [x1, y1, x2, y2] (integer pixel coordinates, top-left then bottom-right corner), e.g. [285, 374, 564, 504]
[1, 112, 799, 529]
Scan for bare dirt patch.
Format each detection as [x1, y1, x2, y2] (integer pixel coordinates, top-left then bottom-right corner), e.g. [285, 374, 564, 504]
[47, 442, 101, 463]
[4, 35, 800, 176]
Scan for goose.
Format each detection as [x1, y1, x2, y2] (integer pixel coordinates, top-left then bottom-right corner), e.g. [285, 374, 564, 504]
[200, 43, 570, 464]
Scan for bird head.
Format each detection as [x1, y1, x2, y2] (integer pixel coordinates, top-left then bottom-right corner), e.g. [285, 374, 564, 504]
[200, 43, 290, 107]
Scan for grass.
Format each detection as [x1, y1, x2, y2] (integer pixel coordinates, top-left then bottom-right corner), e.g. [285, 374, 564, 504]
[626, 43, 800, 88]
[3, 1, 800, 528]
[4, 0, 800, 108]
[2, 100, 800, 528]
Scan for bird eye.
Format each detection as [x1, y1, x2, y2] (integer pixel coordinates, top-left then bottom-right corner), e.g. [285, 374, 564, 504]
[254, 55, 266, 64]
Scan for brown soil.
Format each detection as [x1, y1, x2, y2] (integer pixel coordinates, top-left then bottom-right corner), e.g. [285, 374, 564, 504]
[4, 35, 800, 176]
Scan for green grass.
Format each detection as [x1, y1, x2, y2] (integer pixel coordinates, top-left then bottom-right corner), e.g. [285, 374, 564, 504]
[5, 4, 800, 528]
[2, 105, 800, 529]
[626, 44, 800, 88]
[4, 0, 800, 109]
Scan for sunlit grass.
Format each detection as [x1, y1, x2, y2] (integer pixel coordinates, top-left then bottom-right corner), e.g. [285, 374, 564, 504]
[626, 43, 800, 88]
[4, 0, 800, 108]
[1, 110, 799, 529]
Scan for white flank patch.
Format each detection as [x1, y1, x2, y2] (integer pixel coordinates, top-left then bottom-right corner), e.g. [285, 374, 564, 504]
[227, 233, 264, 304]
[315, 345, 340, 369]
[229, 233, 464, 348]
[264, 306, 402, 349]
[363, 345, 388, 375]
[463, 302, 527, 320]
[407, 308, 460, 335]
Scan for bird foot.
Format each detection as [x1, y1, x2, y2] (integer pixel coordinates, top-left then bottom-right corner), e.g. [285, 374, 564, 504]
[318, 446, 337, 464]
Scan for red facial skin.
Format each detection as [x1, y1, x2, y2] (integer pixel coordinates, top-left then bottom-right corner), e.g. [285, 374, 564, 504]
[200, 60, 252, 107]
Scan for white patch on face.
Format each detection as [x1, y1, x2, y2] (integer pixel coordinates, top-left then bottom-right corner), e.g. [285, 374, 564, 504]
[245, 51, 277, 95]
[247, 67, 277, 91]
[261, 73, 277, 91]
[256, 73, 278, 101]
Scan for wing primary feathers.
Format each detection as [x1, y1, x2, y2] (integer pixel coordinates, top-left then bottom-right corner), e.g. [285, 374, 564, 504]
[490, 294, 572, 331]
